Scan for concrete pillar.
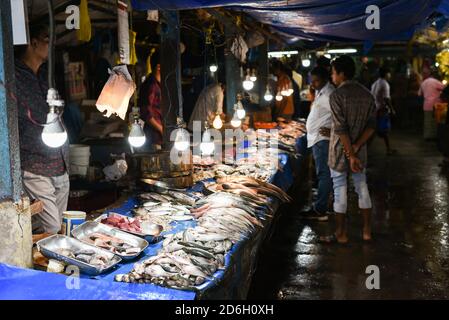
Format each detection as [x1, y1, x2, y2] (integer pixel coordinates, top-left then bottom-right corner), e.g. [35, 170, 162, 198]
[160, 10, 182, 150]
[225, 26, 240, 114]
[0, 0, 32, 268]
[258, 40, 269, 108]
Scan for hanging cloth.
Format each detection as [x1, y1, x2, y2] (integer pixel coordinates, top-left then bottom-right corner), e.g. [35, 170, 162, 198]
[77, 0, 92, 42]
[129, 30, 138, 65]
[146, 47, 156, 76]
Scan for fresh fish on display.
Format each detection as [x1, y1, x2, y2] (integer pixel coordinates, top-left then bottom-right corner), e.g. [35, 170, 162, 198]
[56, 248, 111, 268]
[167, 191, 197, 207]
[83, 232, 141, 256]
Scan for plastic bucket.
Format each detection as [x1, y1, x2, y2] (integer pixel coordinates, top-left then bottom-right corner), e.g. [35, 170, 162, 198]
[70, 164, 89, 177]
[70, 144, 90, 166]
[62, 211, 86, 236]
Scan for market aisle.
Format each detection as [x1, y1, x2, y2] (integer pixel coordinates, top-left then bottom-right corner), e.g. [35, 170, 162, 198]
[248, 128, 449, 299]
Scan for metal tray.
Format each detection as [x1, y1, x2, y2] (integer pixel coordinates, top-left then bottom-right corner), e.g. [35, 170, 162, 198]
[71, 221, 149, 260]
[36, 234, 122, 276]
[95, 212, 163, 238]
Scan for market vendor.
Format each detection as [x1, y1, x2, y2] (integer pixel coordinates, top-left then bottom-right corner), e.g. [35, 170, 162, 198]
[271, 60, 294, 121]
[14, 23, 70, 234]
[188, 78, 225, 131]
[139, 50, 163, 150]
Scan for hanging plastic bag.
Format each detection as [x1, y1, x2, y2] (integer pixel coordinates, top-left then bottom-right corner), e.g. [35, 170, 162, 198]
[96, 65, 136, 120]
[230, 35, 248, 63]
[77, 0, 91, 42]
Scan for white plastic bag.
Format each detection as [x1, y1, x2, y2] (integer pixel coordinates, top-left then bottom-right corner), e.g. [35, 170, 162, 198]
[230, 35, 248, 63]
[96, 65, 136, 120]
[103, 159, 128, 181]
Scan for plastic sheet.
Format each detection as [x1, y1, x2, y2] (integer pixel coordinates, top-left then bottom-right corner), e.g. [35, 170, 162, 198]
[131, 0, 449, 42]
[0, 263, 195, 300]
[0, 144, 299, 300]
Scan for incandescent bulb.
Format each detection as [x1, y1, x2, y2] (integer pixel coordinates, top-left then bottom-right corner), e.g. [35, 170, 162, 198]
[174, 128, 190, 151]
[281, 89, 289, 96]
[231, 110, 241, 127]
[213, 114, 223, 129]
[209, 64, 218, 73]
[236, 108, 246, 119]
[243, 78, 254, 91]
[302, 59, 311, 67]
[286, 88, 294, 96]
[264, 86, 273, 102]
[128, 121, 146, 147]
[200, 129, 215, 155]
[41, 111, 68, 148]
[275, 92, 283, 101]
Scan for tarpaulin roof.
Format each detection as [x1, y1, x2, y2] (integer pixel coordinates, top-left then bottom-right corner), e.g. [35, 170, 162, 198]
[131, 0, 449, 42]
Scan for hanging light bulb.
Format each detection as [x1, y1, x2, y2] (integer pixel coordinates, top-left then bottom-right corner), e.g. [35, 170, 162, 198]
[275, 92, 283, 101]
[128, 119, 146, 148]
[250, 69, 257, 82]
[212, 113, 223, 129]
[174, 128, 190, 151]
[200, 122, 215, 155]
[286, 82, 294, 96]
[41, 109, 68, 148]
[281, 87, 289, 96]
[264, 86, 273, 102]
[302, 58, 311, 68]
[236, 94, 245, 119]
[231, 105, 242, 127]
[242, 68, 254, 91]
[209, 64, 218, 73]
[173, 117, 190, 151]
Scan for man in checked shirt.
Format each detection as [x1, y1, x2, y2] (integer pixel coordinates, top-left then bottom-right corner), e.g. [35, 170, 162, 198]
[320, 56, 376, 244]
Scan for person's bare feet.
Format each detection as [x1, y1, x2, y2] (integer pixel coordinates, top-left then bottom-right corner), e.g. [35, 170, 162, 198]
[363, 228, 372, 241]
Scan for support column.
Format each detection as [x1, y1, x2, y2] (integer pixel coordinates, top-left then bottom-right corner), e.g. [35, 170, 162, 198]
[0, 0, 32, 268]
[160, 10, 182, 150]
[224, 26, 240, 114]
[258, 40, 269, 108]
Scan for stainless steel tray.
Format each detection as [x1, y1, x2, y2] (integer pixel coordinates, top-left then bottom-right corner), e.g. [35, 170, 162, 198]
[71, 221, 149, 260]
[95, 212, 163, 238]
[36, 234, 122, 276]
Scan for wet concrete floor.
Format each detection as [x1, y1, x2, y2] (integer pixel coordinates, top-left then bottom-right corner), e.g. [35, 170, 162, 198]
[248, 129, 449, 299]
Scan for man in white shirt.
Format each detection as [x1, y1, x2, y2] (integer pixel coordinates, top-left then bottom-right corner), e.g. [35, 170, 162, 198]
[188, 82, 225, 131]
[302, 67, 335, 221]
[371, 67, 396, 154]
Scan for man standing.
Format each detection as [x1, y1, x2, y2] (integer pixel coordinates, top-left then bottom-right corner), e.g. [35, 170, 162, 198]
[139, 51, 163, 150]
[371, 67, 396, 154]
[301, 67, 334, 221]
[271, 60, 294, 120]
[188, 81, 225, 131]
[14, 24, 70, 234]
[321, 56, 376, 244]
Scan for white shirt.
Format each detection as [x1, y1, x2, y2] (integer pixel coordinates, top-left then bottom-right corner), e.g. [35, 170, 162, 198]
[188, 83, 224, 131]
[371, 78, 390, 110]
[306, 82, 335, 148]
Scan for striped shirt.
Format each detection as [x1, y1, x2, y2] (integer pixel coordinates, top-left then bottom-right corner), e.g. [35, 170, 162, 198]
[15, 60, 69, 177]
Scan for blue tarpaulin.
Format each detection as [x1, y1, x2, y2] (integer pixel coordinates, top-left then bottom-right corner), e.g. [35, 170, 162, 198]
[0, 149, 297, 300]
[132, 0, 449, 42]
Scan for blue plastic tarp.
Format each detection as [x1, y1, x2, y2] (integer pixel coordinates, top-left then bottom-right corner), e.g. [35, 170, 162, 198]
[0, 148, 298, 300]
[132, 0, 449, 42]
[0, 263, 195, 300]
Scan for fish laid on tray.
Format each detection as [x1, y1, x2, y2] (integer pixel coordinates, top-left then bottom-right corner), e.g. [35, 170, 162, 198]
[101, 213, 143, 234]
[114, 229, 229, 289]
[84, 232, 142, 256]
[56, 248, 112, 268]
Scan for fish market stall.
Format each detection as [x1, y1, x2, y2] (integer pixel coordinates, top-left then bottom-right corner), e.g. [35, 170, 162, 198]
[1, 120, 305, 300]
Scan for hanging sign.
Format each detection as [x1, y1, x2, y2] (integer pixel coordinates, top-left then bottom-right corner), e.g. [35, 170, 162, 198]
[117, 0, 130, 65]
[10, 0, 29, 45]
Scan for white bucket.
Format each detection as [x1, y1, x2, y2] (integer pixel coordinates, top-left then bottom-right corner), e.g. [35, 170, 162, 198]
[70, 144, 90, 168]
[70, 164, 89, 177]
[62, 211, 86, 236]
